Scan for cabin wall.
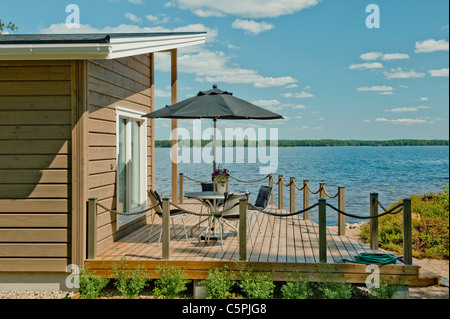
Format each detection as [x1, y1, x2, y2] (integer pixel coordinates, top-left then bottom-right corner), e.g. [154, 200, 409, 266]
[0, 61, 72, 274]
[86, 54, 153, 252]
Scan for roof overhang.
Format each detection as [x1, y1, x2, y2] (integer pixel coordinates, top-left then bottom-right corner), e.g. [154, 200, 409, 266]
[0, 32, 207, 60]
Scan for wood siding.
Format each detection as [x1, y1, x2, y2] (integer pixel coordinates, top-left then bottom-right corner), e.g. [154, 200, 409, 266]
[0, 61, 72, 272]
[86, 55, 153, 252]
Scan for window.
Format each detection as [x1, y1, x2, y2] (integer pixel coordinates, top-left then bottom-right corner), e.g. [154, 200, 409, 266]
[116, 107, 147, 228]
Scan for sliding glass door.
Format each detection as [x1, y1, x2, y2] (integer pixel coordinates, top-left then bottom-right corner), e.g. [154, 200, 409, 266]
[117, 108, 147, 228]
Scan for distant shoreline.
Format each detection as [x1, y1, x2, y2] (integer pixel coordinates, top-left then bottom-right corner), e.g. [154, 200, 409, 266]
[155, 139, 449, 148]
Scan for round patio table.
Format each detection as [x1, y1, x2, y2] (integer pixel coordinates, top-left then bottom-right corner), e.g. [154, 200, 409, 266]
[184, 191, 226, 242]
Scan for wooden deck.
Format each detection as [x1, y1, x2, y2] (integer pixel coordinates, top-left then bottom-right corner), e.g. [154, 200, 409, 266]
[86, 200, 425, 285]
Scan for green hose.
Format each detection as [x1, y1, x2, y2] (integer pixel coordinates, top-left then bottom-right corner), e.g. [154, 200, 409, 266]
[344, 253, 399, 265]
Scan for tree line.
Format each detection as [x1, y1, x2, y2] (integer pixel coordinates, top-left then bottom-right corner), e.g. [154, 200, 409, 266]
[155, 139, 449, 148]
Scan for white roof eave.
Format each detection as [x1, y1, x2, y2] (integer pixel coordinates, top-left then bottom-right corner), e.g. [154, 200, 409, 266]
[0, 33, 207, 61]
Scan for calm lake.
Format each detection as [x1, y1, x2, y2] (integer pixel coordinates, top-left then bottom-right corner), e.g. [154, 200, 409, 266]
[155, 146, 449, 225]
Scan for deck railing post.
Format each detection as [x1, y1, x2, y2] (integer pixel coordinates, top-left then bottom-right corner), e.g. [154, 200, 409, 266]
[87, 198, 98, 260]
[338, 187, 346, 236]
[268, 174, 274, 206]
[402, 198, 413, 265]
[318, 198, 327, 263]
[370, 193, 379, 250]
[239, 197, 248, 261]
[179, 173, 184, 205]
[162, 197, 170, 260]
[319, 183, 326, 199]
[278, 175, 284, 210]
[303, 180, 309, 220]
[290, 177, 295, 215]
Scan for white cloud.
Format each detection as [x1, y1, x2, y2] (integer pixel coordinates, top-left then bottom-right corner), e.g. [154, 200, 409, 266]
[360, 52, 383, 60]
[349, 62, 384, 70]
[385, 106, 432, 112]
[390, 118, 427, 125]
[375, 117, 428, 125]
[231, 19, 274, 35]
[128, 0, 144, 4]
[419, 97, 428, 101]
[251, 99, 281, 107]
[384, 68, 426, 79]
[360, 52, 409, 61]
[146, 14, 169, 24]
[293, 104, 307, 109]
[415, 39, 449, 53]
[357, 86, 394, 92]
[282, 91, 315, 98]
[381, 53, 410, 61]
[172, 0, 320, 18]
[125, 13, 142, 23]
[428, 68, 449, 77]
[285, 84, 298, 89]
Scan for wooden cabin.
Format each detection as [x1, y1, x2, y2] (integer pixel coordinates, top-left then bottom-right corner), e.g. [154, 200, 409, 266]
[0, 32, 206, 291]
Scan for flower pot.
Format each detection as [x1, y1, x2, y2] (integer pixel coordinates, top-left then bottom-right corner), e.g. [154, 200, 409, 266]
[215, 183, 226, 195]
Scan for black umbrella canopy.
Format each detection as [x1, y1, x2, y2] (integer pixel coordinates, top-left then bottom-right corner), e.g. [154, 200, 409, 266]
[143, 85, 284, 120]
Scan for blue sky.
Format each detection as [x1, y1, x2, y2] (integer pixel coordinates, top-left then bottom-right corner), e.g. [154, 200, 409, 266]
[2, 0, 449, 140]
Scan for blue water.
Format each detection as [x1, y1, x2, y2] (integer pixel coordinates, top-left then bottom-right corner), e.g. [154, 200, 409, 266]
[155, 146, 449, 225]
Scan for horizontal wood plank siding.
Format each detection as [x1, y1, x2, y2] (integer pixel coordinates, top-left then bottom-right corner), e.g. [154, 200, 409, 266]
[86, 55, 153, 253]
[0, 61, 71, 272]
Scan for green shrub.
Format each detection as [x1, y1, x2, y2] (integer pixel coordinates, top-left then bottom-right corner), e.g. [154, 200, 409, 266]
[153, 266, 191, 299]
[281, 272, 312, 299]
[361, 186, 449, 259]
[113, 259, 149, 299]
[202, 266, 236, 299]
[368, 279, 401, 299]
[79, 268, 110, 299]
[239, 268, 275, 299]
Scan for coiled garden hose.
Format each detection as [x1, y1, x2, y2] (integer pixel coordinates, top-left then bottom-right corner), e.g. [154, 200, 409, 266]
[343, 253, 399, 265]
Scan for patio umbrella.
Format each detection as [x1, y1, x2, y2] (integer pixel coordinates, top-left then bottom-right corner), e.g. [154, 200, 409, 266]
[143, 84, 283, 171]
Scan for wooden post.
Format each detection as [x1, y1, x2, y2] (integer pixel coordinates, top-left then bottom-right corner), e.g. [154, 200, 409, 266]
[303, 180, 309, 220]
[338, 187, 346, 236]
[370, 193, 379, 250]
[290, 177, 295, 215]
[239, 197, 248, 261]
[319, 183, 326, 199]
[278, 175, 284, 210]
[268, 174, 274, 206]
[318, 198, 327, 263]
[87, 198, 98, 260]
[179, 173, 184, 205]
[171, 49, 178, 205]
[403, 198, 413, 265]
[162, 197, 170, 260]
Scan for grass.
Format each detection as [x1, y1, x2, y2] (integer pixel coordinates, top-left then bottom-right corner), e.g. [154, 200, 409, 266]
[360, 185, 449, 260]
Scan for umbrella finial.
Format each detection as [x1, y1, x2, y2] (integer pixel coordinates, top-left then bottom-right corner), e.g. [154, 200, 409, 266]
[213, 84, 218, 89]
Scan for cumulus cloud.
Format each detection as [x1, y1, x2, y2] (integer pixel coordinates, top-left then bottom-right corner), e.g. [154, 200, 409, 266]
[428, 68, 449, 77]
[349, 62, 384, 70]
[360, 52, 410, 61]
[415, 39, 449, 53]
[375, 117, 428, 125]
[231, 19, 274, 35]
[282, 91, 315, 98]
[125, 13, 142, 23]
[356, 86, 394, 92]
[384, 68, 426, 79]
[170, 0, 321, 18]
[385, 106, 432, 112]
[381, 53, 410, 61]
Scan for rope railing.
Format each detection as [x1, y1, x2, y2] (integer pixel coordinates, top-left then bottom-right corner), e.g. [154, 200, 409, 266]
[169, 200, 240, 218]
[248, 202, 320, 217]
[96, 202, 160, 216]
[228, 174, 270, 184]
[325, 201, 404, 220]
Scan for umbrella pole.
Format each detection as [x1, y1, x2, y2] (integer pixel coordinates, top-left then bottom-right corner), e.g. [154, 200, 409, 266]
[213, 118, 217, 173]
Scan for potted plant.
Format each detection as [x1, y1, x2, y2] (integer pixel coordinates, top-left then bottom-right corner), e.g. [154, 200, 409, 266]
[211, 166, 229, 195]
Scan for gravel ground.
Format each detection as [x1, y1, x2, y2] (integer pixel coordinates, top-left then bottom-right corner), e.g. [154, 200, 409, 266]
[0, 290, 76, 299]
